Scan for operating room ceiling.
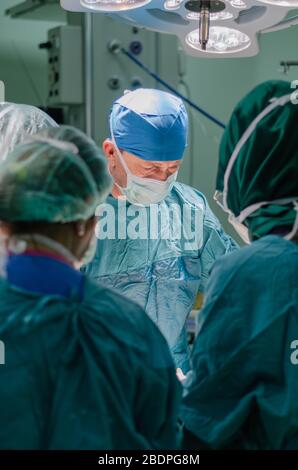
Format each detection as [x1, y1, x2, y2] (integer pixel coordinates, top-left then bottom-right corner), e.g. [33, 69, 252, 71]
[60, 1, 298, 58]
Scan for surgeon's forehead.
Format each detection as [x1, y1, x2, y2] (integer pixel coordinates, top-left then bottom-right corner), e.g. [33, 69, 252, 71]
[122, 150, 181, 167]
[131, 156, 180, 168]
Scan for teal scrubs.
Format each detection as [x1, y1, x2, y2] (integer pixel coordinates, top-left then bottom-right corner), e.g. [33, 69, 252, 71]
[182, 236, 298, 449]
[0, 252, 181, 449]
[83, 182, 237, 372]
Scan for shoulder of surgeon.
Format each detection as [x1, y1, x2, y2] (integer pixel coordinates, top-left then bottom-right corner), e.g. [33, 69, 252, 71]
[196, 235, 298, 362]
[206, 235, 298, 293]
[171, 182, 208, 209]
[0, 275, 173, 366]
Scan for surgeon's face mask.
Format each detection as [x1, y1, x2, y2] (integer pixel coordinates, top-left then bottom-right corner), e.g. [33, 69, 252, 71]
[213, 190, 251, 244]
[110, 132, 177, 206]
[214, 93, 298, 244]
[78, 233, 97, 268]
[228, 215, 251, 245]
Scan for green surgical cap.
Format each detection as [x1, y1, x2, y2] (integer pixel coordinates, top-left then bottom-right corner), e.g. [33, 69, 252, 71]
[217, 80, 298, 239]
[0, 126, 112, 223]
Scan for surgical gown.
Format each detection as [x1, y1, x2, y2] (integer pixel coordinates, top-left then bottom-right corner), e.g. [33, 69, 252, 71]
[182, 235, 298, 449]
[83, 182, 237, 372]
[0, 253, 181, 450]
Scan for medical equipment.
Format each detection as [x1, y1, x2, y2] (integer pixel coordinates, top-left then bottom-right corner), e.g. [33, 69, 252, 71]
[60, 0, 298, 58]
[43, 26, 84, 106]
[280, 60, 298, 74]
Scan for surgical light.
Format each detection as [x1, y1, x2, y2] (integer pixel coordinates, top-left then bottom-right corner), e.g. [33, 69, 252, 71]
[80, 0, 151, 12]
[186, 26, 251, 53]
[164, 0, 183, 10]
[62, 1, 298, 58]
[229, 0, 247, 7]
[257, 1, 298, 6]
[186, 11, 234, 20]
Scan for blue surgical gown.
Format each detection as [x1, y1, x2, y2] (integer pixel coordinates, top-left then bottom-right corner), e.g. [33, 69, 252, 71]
[181, 235, 298, 449]
[83, 182, 237, 372]
[0, 253, 181, 449]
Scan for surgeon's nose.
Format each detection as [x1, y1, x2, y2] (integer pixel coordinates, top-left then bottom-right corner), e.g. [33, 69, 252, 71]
[154, 168, 176, 181]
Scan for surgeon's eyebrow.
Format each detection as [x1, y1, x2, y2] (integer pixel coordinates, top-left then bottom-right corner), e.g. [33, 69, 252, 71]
[146, 162, 180, 169]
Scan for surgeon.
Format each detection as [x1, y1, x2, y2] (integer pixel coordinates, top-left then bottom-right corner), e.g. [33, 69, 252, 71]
[181, 80, 298, 449]
[0, 102, 57, 160]
[0, 103, 57, 278]
[83, 88, 237, 373]
[0, 126, 181, 450]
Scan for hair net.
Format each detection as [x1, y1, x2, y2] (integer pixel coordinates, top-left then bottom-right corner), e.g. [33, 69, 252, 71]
[217, 80, 298, 239]
[110, 88, 188, 162]
[0, 126, 112, 223]
[0, 102, 58, 162]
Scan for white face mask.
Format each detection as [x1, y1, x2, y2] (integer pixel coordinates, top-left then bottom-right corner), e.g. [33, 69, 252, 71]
[214, 94, 298, 244]
[228, 215, 251, 245]
[110, 133, 178, 206]
[78, 234, 97, 269]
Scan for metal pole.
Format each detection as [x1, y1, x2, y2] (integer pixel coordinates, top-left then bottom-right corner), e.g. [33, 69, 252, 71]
[84, 13, 93, 138]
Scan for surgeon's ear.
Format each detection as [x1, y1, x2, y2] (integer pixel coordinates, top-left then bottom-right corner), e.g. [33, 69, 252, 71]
[102, 139, 116, 168]
[0, 222, 10, 237]
[74, 217, 96, 238]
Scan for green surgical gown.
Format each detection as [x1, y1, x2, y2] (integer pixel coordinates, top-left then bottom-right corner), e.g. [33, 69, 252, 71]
[0, 276, 181, 449]
[182, 236, 298, 449]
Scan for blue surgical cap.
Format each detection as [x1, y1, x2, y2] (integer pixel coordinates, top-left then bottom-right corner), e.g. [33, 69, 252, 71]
[110, 88, 188, 162]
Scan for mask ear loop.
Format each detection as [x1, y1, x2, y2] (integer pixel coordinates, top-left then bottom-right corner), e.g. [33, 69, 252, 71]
[222, 94, 293, 214]
[8, 234, 78, 265]
[109, 123, 132, 195]
[285, 201, 298, 241]
[110, 122, 138, 184]
[236, 198, 298, 223]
